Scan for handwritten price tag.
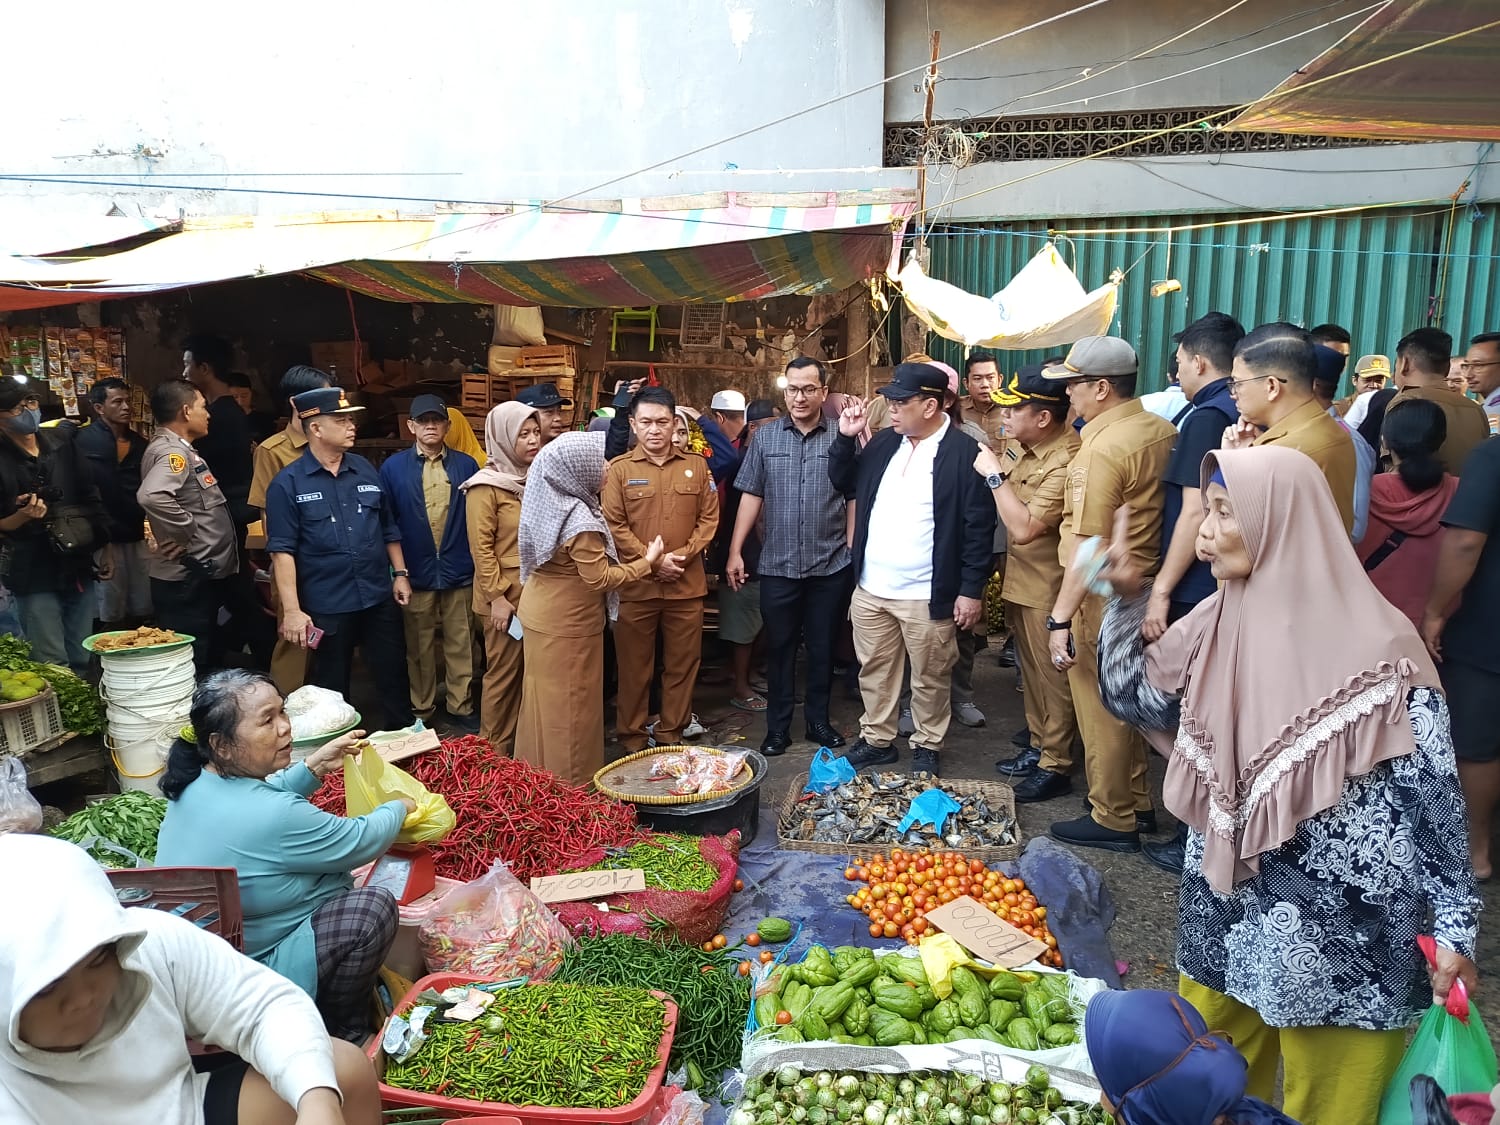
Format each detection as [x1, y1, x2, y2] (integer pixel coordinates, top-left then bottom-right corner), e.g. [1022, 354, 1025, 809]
[923, 894, 1047, 968]
[530, 868, 646, 904]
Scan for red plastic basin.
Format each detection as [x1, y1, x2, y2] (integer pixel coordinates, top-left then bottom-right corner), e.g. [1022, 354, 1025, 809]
[368, 972, 678, 1124]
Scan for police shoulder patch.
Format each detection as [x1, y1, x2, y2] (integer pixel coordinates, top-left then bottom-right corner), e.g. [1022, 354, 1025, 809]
[166, 453, 187, 474]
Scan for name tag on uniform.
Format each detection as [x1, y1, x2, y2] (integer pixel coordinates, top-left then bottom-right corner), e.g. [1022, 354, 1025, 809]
[357, 484, 381, 494]
[295, 492, 324, 503]
[627, 479, 650, 486]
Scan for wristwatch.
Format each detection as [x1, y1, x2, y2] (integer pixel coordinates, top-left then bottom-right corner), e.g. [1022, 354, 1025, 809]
[1045, 615, 1071, 631]
[984, 471, 1006, 489]
[392, 569, 409, 578]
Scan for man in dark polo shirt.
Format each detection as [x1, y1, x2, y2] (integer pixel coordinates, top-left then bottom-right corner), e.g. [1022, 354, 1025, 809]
[264, 387, 415, 729]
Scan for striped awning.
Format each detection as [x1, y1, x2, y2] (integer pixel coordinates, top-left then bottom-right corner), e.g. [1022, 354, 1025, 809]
[0, 192, 913, 311]
[1229, 0, 1500, 142]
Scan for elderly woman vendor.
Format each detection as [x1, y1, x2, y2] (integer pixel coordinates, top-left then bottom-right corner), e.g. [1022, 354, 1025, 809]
[156, 669, 415, 1042]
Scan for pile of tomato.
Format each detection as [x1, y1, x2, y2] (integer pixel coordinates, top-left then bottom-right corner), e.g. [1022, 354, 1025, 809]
[843, 847, 1063, 968]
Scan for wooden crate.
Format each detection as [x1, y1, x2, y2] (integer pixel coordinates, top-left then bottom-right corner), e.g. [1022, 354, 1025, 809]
[310, 341, 369, 376]
[517, 344, 577, 370]
[461, 372, 576, 412]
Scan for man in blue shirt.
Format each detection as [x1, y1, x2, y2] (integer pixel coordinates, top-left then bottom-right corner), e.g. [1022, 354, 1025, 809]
[378, 394, 479, 733]
[265, 388, 415, 729]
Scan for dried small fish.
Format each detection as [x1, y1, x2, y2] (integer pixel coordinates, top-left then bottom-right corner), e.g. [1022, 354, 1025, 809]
[782, 773, 1018, 851]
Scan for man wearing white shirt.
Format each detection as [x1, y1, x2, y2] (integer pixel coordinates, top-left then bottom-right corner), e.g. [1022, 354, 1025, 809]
[828, 364, 996, 777]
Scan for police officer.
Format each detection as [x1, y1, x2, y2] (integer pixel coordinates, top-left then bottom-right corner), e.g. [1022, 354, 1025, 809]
[137, 380, 240, 671]
[264, 387, 415, 729]
[601, 386, 719, 752]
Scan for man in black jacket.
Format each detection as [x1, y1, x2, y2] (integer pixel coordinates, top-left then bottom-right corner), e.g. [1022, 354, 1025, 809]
[828, 363, 997, 777]
[76, 379, 151, 625]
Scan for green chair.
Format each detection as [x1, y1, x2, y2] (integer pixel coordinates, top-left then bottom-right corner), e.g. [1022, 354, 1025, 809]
[611, 306, 659, 352]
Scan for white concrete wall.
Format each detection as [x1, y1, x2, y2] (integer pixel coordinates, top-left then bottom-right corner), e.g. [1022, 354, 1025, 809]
[0, 0, 906, 227]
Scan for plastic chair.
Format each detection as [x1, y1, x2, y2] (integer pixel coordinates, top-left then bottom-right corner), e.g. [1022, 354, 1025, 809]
[611, 306, 659, 352]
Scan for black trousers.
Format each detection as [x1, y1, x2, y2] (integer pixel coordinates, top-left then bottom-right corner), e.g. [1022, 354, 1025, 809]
[152, 574, 238, 672]
[308, 599, 415, 730]
[759, 566, 851, 735]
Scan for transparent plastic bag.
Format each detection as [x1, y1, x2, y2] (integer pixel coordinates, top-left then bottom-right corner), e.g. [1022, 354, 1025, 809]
[0, 757, 42, 835]
[343, 748, 455, 844]
[418, 858, 572, 979]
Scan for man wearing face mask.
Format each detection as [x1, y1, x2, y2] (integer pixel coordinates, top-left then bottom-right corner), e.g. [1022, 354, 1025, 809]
[0, 380, 111, 673]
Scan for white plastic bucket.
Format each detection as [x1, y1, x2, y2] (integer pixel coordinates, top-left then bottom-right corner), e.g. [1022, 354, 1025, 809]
[98, 644, 194, 793]
[99, 645, 195, 703]
[106, 722, 177, 794]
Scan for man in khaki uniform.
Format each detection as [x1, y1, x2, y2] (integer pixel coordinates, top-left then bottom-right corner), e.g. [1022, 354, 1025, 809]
[1221, 324, 1358, 533]
[974, 366, 1079, 800]
[603, 386, 719, 752]
[137, 380, 240, 671]
[1386, 327, 1490, 474]
[249, 365, 333, 693]
[960, 352, 1006, 449]
[1042, 337, 1176, 852]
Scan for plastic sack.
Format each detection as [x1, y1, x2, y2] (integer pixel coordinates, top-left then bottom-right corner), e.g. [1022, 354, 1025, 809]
[284, 685, 358, 742]
[1379, 942, 1498, 1125]
[343, 748, 455, 844]
[418, 858, 572, 979]
[492, 304, 547, 346]
[0, 757, 42, 835]
[804, 747, 855, 794]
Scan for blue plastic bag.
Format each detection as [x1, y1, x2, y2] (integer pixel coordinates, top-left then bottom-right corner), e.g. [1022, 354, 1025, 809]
[803, 747, 855, 794]
[898, 789, 961, 835]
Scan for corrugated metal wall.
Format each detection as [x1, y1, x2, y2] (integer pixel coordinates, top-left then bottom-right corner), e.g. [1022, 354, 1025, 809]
[910, 204, 1499, 393]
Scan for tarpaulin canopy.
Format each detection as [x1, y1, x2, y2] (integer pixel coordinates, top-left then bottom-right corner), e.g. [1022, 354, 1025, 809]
[892, 243, 1118, 350]
[1228, 0, 1500, 142]
[0, 192, 913, 311]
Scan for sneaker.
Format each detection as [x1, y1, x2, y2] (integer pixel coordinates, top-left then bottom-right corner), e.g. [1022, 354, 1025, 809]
[897, 708, 915, 736]
[1012, 768, 1071, 803]
[1143, 827, 1187, 874]
[683, 714, 708, 738]
[842, 738, 899, 770]
[910, 746, 941, 777]
[952, 701, 985, 728]
[1050, 813, 1141, 853]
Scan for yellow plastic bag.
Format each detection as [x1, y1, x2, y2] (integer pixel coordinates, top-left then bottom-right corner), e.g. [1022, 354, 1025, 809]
[343, 749, 455, 844]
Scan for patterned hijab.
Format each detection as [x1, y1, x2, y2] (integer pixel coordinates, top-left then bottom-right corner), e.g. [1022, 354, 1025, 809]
[517, 431, 621, 613]
[1151, 447, 1440, 894]
[460, 401, 538, 495]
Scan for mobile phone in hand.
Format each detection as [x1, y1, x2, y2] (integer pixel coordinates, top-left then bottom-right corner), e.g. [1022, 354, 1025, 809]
[305, 624, 324, 649]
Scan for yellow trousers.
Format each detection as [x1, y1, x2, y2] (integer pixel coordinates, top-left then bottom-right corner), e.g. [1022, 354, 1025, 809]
[1180, 975, 1406, 1125]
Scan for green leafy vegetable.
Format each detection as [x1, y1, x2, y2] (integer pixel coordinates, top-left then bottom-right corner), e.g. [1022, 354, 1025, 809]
[49, 791, 167, 866]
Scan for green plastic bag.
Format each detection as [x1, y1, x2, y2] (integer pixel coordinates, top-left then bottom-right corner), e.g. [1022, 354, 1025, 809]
[1378, 956, 1497, 1125]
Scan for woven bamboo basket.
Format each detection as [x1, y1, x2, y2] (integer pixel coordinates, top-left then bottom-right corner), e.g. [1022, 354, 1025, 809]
[593, 745, 756, 807]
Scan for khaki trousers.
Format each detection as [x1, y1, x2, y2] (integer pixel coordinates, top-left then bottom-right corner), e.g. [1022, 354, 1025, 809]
[1067, 593, 1149, 831]
[1005, 601, 1078, 773]
[850, 586, 956, 750]
[402, 587, 475, 717]
[613, 597, 704, 752]
[477, 612, 523, 756]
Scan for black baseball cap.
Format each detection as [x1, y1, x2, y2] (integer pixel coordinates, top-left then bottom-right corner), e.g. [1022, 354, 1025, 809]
[877, 362, 947, 401]
[746, 398, 778, 423]
[993, 364, 1068, 409]
[409, 393, 448, 420]
[517, 382, 572, 409]
[292, 387, 364, 418]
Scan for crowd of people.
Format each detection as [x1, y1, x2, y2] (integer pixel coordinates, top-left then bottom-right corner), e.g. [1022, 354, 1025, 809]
[2, 318, 1499, 1123]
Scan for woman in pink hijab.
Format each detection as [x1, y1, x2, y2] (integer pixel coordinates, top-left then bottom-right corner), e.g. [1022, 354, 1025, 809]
[1092, 446, 1479, 1125]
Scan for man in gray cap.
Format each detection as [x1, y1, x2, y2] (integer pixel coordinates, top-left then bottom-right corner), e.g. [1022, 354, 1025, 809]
[1041, 337, 1176, 852]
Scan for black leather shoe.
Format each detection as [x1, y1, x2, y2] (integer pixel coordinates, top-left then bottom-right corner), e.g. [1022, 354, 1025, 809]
[842, 738, 899, 769]
[1143, 828, 1186, 874]
[910, 746, 941, 777]
[805, 722, 846, 749]
[1012, 768, 1071, 803]
[1010, 726, 1032, 749]
[998, 637, 1017, 669]
[444, 709, 481, 735]
[1136, 810, 1158, 835]
[760, 730, 792, 757]
[995, 746, 1041, 777]
[1049, 813, 1141, 853]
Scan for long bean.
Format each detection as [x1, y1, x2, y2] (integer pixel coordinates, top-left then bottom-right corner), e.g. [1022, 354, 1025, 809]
[552, 933, 750, 1098]
[383, 984, 665, 1108]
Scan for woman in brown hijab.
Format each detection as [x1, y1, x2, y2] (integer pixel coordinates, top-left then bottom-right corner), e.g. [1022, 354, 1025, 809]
[1094, 446, 1478, 1125]
[515, 432, 664, 785]
[462, 402, 542, 755]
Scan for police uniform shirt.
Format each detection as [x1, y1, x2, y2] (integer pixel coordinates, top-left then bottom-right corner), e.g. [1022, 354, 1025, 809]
[136, 430, 239, 582]
[999, 428, 1080, 609]
[1058, 399, 1177, 576]
[601, 445, 720, 601]
[264, 446, 400, 615]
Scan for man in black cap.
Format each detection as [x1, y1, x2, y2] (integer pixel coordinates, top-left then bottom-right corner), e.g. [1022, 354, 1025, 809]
[827, 363, 996, 777]
[379, 394, 480, 732]
[264, 387, 415, 729]
[516, 382, 572, 445]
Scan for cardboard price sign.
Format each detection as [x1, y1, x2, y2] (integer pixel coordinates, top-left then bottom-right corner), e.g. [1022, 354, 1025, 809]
[923, 894, 1047, 968]
[529, 868, 646, 904]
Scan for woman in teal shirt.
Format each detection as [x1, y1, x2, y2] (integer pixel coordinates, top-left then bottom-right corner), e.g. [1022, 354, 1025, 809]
[156, 669, 413, 1042]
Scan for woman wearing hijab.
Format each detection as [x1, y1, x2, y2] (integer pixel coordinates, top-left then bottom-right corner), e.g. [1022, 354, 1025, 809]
[462, 402, 543, 756]
[515, 431, 665, 784]
[0, 834, 380, 1125]
[1094, 446, 1479, 1125]
[1087, 989, 1299, 1124]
